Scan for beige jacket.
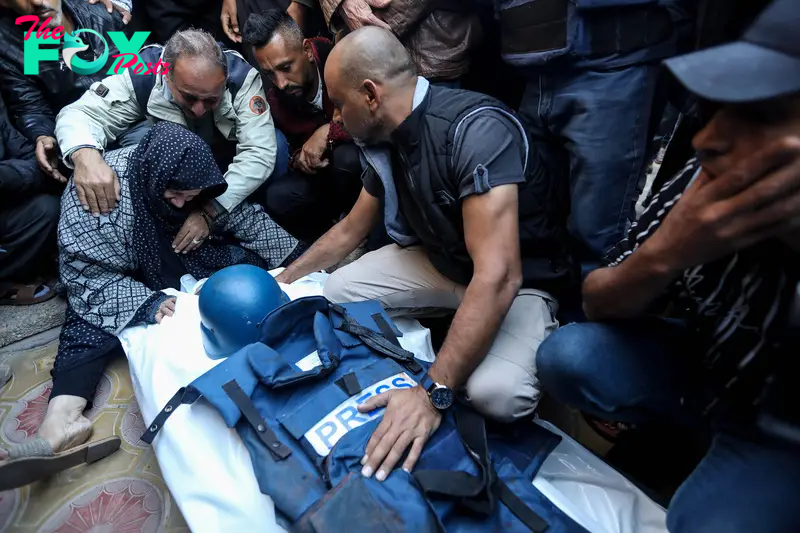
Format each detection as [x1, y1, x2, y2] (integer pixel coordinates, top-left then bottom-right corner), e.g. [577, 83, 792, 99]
[55, 51, 277, 212]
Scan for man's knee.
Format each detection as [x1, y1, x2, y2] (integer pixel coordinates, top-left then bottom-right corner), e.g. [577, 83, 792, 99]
[26, 194, 61, 233]
[263, 173, 313, 219]
[536, 323, 601, 404]
[323, 268, 359, 303]
[465, 360, 539, 423]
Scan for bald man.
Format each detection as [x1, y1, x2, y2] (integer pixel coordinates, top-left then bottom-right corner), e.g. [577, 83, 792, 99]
[277, 28, 573, 481]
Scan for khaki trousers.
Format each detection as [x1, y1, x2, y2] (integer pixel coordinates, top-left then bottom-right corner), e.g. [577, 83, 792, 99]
[323, 245, 559, 422]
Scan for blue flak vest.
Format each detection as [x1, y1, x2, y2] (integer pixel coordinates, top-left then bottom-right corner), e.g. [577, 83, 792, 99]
[143, 297, 588, 532]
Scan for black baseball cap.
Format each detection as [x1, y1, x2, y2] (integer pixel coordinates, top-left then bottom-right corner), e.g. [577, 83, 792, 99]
[665, 0, 800, 103]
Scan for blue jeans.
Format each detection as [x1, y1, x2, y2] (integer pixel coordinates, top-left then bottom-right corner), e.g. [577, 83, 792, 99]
[537, 320, 800, 533]
[518, 64, 663, 272]
[273, 128, 291, 180]
[249, 129, 291, 209]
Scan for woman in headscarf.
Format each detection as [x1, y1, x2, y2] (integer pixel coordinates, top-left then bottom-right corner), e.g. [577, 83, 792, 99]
[0, 122, 302, 486]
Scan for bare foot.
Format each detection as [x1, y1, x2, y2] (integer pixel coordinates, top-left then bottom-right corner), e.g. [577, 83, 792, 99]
[37, 395, 93, 454]
[38, 415, 92, 453]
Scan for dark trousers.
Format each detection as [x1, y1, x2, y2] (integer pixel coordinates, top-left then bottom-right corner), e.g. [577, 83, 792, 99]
[0, 194, 59, 285]
[50, 341, 120, 403]
[536, 319, 800, 533]
[143, 0, 227, 44]
[261, 139, 363, 244]
[518, 64, 665, 274]
[50, 307, 123, 404]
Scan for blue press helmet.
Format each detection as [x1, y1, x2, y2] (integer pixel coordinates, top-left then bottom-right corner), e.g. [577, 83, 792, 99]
[199, 265, 289, 359]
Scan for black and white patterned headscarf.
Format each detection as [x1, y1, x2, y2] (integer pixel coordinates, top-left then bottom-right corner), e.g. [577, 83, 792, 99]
[129, 122, 268, 289]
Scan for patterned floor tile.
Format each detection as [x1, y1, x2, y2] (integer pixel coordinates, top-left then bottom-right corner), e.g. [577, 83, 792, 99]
[0, 340, 188, 533]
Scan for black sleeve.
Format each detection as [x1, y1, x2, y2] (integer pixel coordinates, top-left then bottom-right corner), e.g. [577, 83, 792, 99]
[0, 57, 56, 142]
[0, 157, 44, 198]
[361, 165, 384, 198]
[0, 104, 43, 198]
[130, 292, 172, 326]
[1, 100, 36, 161]
[450, 110, 528, 200]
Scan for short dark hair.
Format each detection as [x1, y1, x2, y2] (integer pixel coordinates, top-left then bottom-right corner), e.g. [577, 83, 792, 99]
[243, 8, 303, 49]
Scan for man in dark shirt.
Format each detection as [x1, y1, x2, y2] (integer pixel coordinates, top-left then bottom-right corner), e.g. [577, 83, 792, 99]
[243, 9, 362, 244]
[277, 27, 570, 482]
[536, 1, 800, 530]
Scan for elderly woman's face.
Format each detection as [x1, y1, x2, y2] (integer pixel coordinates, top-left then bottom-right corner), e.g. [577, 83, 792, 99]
[164, 188, 202, 209]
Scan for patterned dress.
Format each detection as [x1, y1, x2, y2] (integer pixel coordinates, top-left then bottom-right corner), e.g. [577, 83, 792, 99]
[54, 123, 301, 385]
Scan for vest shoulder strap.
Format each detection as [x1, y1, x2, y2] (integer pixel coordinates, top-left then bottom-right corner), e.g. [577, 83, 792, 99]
[223, 48, 253, 102]
[130, 44, 163, 116]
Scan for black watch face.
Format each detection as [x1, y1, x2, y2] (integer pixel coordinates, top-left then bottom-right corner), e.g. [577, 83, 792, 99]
[430, 387, 454, 410]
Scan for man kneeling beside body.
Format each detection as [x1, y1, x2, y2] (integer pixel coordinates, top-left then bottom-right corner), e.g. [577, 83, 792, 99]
[277, 27, 571, 481]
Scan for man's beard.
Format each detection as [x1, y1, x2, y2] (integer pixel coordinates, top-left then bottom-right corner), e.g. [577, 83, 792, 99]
[47, 12, 62, 26]
[282, 82, 311, 102]
[352, 116, 386, 146]
[36, 2, 63, 27]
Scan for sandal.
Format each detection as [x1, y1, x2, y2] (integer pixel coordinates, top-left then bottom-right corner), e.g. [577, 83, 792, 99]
[0, 436, 121, 491]
[582, 412, 635, 444]
[0, 282, 58, 306]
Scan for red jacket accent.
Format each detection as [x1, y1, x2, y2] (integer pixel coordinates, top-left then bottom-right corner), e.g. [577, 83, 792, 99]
[266, 37, 351, 154]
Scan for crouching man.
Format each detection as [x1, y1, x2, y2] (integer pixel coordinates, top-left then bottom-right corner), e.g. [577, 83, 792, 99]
[536, 1, 800, 530]
[277, 27, 572, 481]
[55, 28, 281, 253]
[244, 9, 363, 244]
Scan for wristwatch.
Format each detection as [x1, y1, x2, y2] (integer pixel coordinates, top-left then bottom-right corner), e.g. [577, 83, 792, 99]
[420, 374, 454, 411]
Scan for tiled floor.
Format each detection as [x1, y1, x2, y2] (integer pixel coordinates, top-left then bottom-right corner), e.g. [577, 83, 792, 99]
[0, 332, 188, 533]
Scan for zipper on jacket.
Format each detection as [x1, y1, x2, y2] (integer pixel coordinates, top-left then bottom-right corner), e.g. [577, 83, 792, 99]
[398, 149, 457, 265]
[398, 150, 436, 238]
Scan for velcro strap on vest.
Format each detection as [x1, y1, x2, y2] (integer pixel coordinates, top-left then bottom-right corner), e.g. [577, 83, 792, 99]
[414, 405, 549, 532]
[223, 380, 292, 461]
[331, 304, 422, 373]
[497, 480, 550, 532]
[371, 313, 401, 347]
[334, 372, 363, 396]
[140, 387, 201, 444]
